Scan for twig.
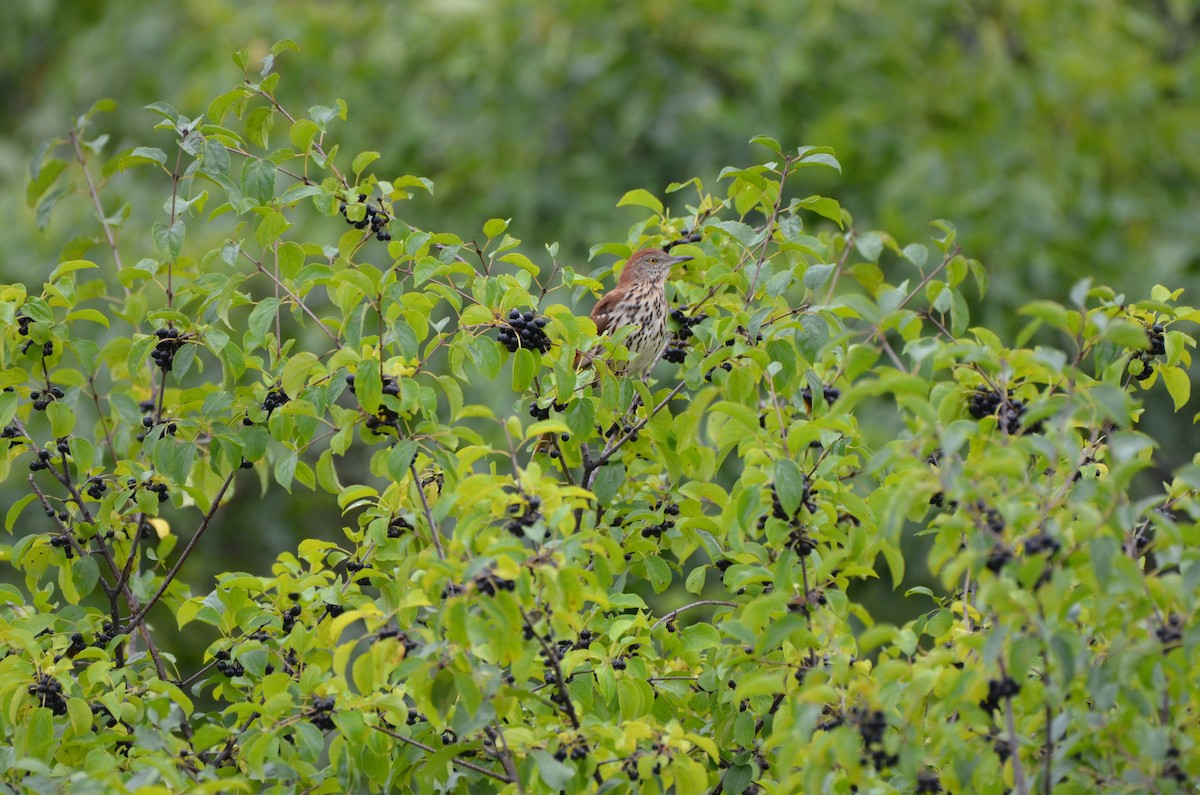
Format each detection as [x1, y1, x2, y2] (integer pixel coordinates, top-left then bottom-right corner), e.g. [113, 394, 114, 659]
[410, 461, 445, 560]
[372, 724, 511, 782]
[651, 600, 737, 630]
[582, 381, 686, 490]
[69, 130, 124, 272]
[124, 469, 237, 633]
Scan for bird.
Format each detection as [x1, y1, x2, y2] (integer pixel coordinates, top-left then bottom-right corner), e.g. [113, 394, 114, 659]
[537, 246, 693, 455]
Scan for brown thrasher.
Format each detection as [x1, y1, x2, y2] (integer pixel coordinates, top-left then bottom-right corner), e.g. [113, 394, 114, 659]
[537, 246, 692, 455]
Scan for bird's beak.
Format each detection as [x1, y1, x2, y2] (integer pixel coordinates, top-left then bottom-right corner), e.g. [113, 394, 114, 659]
[668, 255, 694, 266]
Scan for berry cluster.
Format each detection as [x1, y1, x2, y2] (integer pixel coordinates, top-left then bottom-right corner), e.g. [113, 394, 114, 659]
[151, 327, 185, 371]
[497, 309, 551, 354]
[84, 475, 107, 500]
[63, 632, 87, 659]
[672, 307, 705, 339]
[214, 650, 244, 678]
[28, 673, 68, 716]
[664, 230, 702, 251]
[49, 534, 74, 558]
[1024, 531, 1060, 557]
[641, 500, 679, 539]
[16, 313, 33, 336]
[262, 387, 289, 416]
[29, 448, 52, 472]
[527, 400, 561, 422]
[95, 621, 119, 649]
[506, 495, 542, 537]
[2, 423, 21, 439]
[985, 545, 1013, 573]
[282, 602, 303, 633]
[140, 415, 178, 438]
[1163, 747, 1189, 785]
[1155, 614, 1184, 647]
[346, 374, 402, 433]
[703, 361, 734, 381]
[663, 307, 706, 364]
[967, 387, 1042, 435]
[851, 707, 897, 769]
[339, 194, 391, 242]
[473, 569, 516, 596]
[387, 515, 412, 538]
[375, 627, 419, 655]
[801, 384, 841, 409]
[141, 481, 170, 503]
[980, 675, 1020, 713]
[764, 480, 817, 526]
[91, 702, 119, 729]
[662, 338, 688, 364]
[915, 769, 943, 794]
[553, 736, 591, 762]
[1130, 322, 1167, 382]
[309, 696, 336, 731]
[30, 385, 65, 411]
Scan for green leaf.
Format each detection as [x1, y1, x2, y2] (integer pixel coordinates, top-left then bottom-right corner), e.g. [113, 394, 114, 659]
[1160, 365, 1190, 410]
[352, 151, 380, 176]
[512, 348, 536, 392]
[616, 188, 664, 215]
[119, 146, 167, 169]
[6, 494, 39, 533]
[483, 218, 510, 238]
[46, 401, 75, 438]
[387, 439, 419, 482]
[152, 220, 185, 259]
[774, 459, 806, 517]
[529, 750, 575, 790]
[592, 461, 625, 507]
[241, 158, 276, 206]
[749, 134, 782, 154]
[71, 556, 99, 599]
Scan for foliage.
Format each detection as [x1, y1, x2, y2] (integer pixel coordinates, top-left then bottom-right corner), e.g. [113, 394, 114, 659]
[2, 49, 1199, 794]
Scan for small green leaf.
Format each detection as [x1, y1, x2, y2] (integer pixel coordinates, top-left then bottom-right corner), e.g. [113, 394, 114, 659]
[616, 188, 664, 216]
[241, 158, 276, 206]
[1161, 365, 1191, 410]
[352, 151, 380, 176]
[387, 439, 419, 483]
[6, 494, 39, 533]
[774, 459, 806, 517]
[483, 218, 510, 238]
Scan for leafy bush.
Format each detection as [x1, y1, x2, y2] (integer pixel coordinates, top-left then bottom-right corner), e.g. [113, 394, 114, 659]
[2, 48, 1198, 794]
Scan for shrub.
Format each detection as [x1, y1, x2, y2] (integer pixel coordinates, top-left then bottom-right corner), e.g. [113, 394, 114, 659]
[2, 46, 1197, 794]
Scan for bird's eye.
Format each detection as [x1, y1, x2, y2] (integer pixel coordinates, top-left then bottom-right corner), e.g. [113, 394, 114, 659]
[647, 256, 658, 263]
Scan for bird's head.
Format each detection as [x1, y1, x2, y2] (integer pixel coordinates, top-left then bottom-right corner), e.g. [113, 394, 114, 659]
[617, 247, 693, 285]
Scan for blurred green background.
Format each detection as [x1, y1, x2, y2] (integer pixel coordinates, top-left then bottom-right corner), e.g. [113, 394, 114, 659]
[1, 0, 1197, 633]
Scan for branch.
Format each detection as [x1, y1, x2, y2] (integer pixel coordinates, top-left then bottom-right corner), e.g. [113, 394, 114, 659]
[582, 381, 687, 490]
[651, 600, 737, 630]
[410, 462, 445, 560]
[373, 724, 512, 783]
[69, 130, 124, 272]
[999, 656, 1029, 795]
[124, 469, 237, 633]
[519, 608, 580, 730]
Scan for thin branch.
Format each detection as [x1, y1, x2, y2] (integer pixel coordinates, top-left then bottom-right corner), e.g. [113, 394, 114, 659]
[651, 600, 737, 629]
[491, 722, 526, 795]
[124, 469, 237, 633]
[582, 381, 687, 490]
[372, 724, 512, 783]
[999, 656, 1029, 795]
[69, 130, 124, 272]
[243, 250, 343, 349]
[519, 608, 580, 730]
[410, 461, 445, 560]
